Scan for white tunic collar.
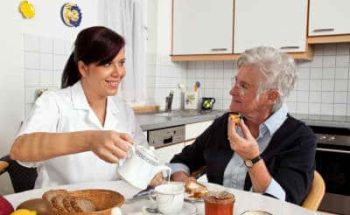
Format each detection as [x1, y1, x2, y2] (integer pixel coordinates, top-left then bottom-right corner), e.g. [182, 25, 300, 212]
[70, 81, 120, 115]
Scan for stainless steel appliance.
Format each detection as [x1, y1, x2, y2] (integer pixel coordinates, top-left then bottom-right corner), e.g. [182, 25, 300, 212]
[147, 125, 185, 148]
[310, 125, 350, 215]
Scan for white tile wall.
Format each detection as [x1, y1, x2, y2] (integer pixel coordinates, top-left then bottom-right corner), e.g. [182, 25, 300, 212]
[146, 54, 187, 109]
[23, 34, 71, 116]
[147, 43, 350, 116]
[287, 43, 350, 116]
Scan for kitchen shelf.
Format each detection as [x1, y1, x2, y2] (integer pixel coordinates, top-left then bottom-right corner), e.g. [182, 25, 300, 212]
[171, 45, 313, 62]
[171, 54, 239, 62]
[308, 35, 350, 44]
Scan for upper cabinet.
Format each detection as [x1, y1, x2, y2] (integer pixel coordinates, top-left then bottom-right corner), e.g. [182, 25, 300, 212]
[309, 0, 350, 36]
[234, 0, 308, 54]
[308, 0, 350, 43]
[172, 0, 234, 55]
[171, 0, 311, 61]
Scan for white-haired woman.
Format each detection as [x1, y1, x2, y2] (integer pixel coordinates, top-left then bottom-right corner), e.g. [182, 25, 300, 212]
[170, 46, 316, 205]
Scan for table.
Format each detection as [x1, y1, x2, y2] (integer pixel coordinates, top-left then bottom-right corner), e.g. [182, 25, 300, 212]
[5, 180, 319, 215]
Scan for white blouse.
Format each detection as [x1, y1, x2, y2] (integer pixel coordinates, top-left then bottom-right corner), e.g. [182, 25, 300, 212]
[17, 81, 147, 188]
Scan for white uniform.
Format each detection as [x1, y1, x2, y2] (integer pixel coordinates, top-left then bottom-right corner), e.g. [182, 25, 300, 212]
[17, 81, 147, 188]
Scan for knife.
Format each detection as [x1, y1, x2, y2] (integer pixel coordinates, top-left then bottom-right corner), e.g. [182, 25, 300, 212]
[125, 186, 155, 204]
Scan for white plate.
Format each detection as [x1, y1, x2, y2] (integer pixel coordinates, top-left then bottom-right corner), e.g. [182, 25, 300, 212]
[185, 193, 203, 202]
[141, 202, 197, 215]
[184, 193, 203, 202]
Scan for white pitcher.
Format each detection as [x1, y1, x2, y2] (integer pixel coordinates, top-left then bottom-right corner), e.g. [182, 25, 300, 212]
[117, 144, 171, 190]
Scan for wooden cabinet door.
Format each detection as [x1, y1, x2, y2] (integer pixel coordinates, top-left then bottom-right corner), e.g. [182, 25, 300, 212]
[172, 0, 234, 55]
[234, 0, 308, 53]
[309, 0, 350, 36]
[185, 120, 213, 140]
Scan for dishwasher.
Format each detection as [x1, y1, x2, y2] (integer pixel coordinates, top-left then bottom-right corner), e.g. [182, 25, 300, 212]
[147, 125, 186, 163]
[147, 125, 186, 148]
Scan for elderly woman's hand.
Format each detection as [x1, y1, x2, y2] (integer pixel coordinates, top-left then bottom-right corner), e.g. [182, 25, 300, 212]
[89, 130, 133, 163]
[227, 118, 260, 160]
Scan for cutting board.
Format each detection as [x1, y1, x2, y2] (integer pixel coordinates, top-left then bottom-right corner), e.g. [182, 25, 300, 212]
[132, 105, 160, 113]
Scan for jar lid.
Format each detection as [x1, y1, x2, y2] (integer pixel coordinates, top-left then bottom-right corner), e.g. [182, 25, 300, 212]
[203, 191, 235, 204]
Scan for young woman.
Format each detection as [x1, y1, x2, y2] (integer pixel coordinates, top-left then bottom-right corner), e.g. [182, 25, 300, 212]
[10, 26, 160, 188]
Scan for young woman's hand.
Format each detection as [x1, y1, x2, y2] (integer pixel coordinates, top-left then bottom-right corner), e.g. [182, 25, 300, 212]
[89, 130, 133, 163]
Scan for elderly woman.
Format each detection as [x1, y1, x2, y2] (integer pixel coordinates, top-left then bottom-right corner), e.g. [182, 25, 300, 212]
[170, 46, 316, 204]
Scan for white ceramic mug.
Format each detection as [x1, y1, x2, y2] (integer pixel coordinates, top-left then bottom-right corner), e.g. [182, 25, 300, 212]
[117, 144, 171, 190]
[150, 182, 185, 214]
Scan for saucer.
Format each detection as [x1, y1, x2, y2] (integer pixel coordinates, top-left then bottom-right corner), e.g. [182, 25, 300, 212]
[141, 202, 197, 215]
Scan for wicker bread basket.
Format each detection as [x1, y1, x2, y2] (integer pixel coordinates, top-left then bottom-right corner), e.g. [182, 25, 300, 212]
[47, 189, 124, 215]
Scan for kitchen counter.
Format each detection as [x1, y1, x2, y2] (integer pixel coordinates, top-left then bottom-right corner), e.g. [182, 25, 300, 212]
[291, 113, 350, 129]
[136, 110, 226, 131]
[136, 110, 350, 131]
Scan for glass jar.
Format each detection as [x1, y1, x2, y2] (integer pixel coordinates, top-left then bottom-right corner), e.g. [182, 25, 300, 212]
[203, 191, 235, 215]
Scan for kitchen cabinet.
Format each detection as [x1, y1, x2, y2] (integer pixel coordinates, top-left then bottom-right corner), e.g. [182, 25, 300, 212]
[234, 0, 308, 54]
[172, 0, 234, 55]
[308, 0, 350, 44]
[171, 0, 312, 61]
[185, 120, 213, 140]
[155, 143, 184, 164]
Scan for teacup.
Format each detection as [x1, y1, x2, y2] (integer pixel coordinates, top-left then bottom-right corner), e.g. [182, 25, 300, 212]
[150, 182, 185, 214]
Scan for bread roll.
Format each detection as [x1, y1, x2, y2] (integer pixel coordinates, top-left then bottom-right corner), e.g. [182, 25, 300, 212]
[185, 180, 208, 198]
[70, 198, 96, 212]
[42, 190, 69, 202]
[229, 113, 241, 125]
[42, 189, 96, 213]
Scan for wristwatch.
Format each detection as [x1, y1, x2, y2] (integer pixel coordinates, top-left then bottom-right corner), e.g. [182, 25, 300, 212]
[244, 155, 261, 168]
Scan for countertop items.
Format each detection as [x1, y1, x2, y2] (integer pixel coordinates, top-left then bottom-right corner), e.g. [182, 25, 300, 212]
[132, 105, 160, 113]
[136, 110, 226, 131]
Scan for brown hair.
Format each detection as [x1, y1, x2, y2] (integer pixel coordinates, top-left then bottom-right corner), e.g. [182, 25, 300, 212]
[61, 26, 125, 88]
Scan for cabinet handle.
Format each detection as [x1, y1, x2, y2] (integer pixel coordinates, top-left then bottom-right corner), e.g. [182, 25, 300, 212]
[312, 28, 334, 33]
[317, 148, 350, 154]
[211, 48, 227, 52]
[280, 46, 299, 50]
